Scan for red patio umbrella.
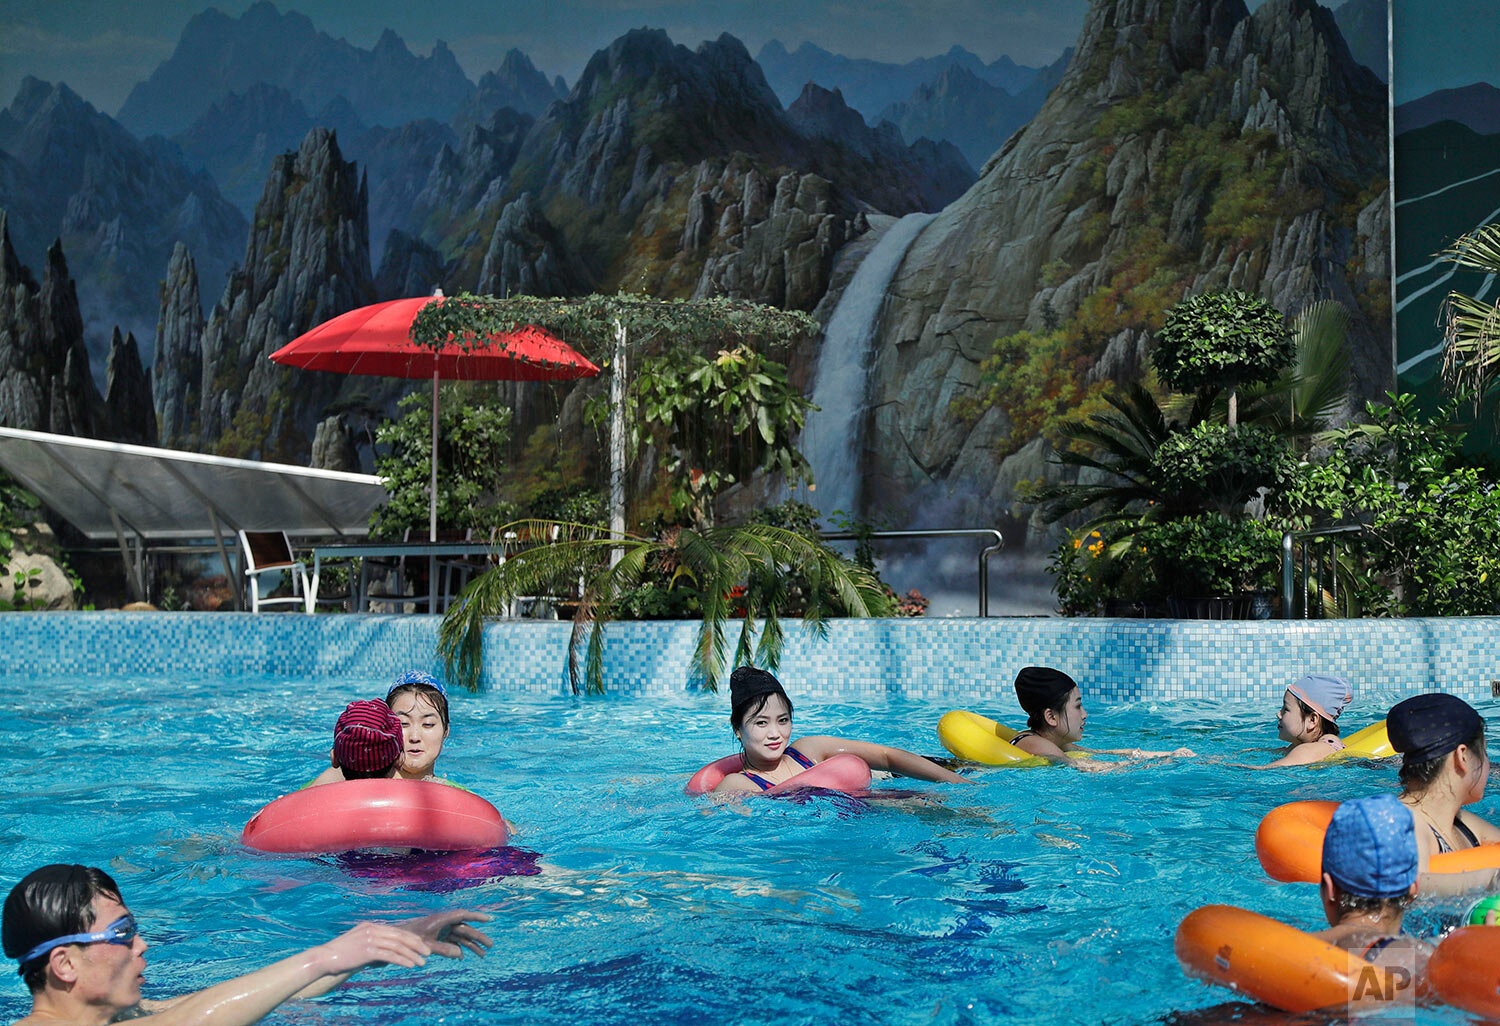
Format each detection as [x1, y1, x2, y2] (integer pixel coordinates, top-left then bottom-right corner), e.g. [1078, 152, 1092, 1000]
[270, 294, 599, 541]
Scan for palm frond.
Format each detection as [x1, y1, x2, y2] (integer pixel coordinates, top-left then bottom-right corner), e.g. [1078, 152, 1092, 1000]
[1439, 223, 1500, 274]
[1438, 225, 1500, 404]
[1443, 289, 1500, 400]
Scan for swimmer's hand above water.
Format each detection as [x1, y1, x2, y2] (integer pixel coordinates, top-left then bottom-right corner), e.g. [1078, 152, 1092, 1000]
[399, 909, 494, 959]
[293, 912, 493, 998]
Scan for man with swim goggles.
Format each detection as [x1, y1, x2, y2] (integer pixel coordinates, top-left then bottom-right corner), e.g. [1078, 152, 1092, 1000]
[14, 913, 139, 970]
[4, 863, 493, 1026]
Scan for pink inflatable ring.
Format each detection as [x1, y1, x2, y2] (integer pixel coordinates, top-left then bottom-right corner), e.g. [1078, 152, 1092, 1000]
[685, 751, 872, 795]
[242, 779, 509, 853]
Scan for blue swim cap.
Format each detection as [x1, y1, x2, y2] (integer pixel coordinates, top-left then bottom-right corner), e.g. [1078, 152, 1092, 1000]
[1321, 794, 1418, 899]
[388, 670, 446, 698]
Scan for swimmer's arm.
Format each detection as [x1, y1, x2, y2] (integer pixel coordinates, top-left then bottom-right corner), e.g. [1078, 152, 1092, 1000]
[1084, 746, 1196, 759]
[110, 924, 435, 1026]
[796, 735, 974, 784]
[1248, 742, 1328, 768]
[292, 911, 493, 998]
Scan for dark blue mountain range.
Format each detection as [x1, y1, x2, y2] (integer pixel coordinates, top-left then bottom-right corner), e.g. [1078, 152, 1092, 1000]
[116, 0, 475, 137]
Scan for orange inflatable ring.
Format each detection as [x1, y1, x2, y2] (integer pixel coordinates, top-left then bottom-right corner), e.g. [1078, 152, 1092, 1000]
[1176, 904, 1405, 1013]
[1428, 925, 1500, 1019]
[242, 779, 509, 853]
[685, 751, 872, 795]
[1256, 800, 1500, 882]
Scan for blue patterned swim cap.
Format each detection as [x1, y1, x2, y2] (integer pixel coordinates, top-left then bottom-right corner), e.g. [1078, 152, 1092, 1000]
[388, 669, 446, 697]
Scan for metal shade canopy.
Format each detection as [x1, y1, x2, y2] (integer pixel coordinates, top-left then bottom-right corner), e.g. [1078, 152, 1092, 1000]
[0, 427, 391, 605]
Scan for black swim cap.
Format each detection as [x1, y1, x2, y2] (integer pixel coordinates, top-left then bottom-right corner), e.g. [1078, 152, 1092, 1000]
[1388, 693, 1484, 764]
[1013, 666, 1078, 714]
[730, 666, 785, 709]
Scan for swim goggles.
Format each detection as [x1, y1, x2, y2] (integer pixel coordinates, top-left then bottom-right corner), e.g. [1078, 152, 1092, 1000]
[388, 670, 446, 697]
[17, 915, 138, 971]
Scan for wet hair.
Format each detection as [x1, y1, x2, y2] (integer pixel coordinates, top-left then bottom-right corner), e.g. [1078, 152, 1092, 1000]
[340, 760, 398, 781]
[1291, 692, 1340, 738]
[1026, 690, 1075, 732]
[3, 865, 122, 992]
[1334, 889, 1412, 918]
[386, 683, 449, 730]
[1399, 727, 1487, 793]
[731, 690, 794, 733]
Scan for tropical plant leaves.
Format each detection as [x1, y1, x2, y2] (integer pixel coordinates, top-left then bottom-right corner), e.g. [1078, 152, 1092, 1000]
[438, 520, 892, 693]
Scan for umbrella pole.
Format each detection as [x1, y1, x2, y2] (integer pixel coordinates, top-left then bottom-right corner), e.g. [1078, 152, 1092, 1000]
[429, 368, 440, 614]
[429, 368, 440, 544]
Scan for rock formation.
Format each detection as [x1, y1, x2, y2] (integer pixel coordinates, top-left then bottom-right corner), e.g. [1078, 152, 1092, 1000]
[452, 50, 564, 135]
[0, 211, 159, 442]
[189, 128, 377, 462]
[310, 414, 360, 471]
[375, 230, 449, 301]
[475, 193, 583, 299]
[853, 0, 1389, 545]
[431, 29, 975, 301]
[690, 162, 855, 310]
[103, 328, 156, 445]
[152, 243, 205, 447]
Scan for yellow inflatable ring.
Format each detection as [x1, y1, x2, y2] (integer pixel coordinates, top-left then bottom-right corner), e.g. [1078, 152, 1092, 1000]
[1323, 719, 1394, 761]
[937, 710, 1090, 766]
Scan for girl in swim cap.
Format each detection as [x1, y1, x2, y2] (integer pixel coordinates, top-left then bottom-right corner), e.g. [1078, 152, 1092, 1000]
[1388, 693, 1500, 893]
[1257, 674, 1353, 767]
[306, 672, 457, 787]
[1008, 666, 1193, 768]
[385, 671, 453, 784]
[711, 667, 975, 794]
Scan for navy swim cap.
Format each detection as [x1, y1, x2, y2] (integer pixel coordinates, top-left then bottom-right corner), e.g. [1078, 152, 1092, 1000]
[1388, 693, 1484, 764]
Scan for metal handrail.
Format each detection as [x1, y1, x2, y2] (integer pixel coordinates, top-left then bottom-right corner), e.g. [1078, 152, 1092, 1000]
[818, 528, 1005, 617]
[1281, 524, 1365, 619]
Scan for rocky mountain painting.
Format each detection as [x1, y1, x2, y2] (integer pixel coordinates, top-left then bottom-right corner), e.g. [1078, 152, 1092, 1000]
[0, 0, 1412, 611]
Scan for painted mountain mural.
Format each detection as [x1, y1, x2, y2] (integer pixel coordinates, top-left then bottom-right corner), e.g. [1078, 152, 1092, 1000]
[851, 0, 1389, 546]
[0, 0, 1404, 611]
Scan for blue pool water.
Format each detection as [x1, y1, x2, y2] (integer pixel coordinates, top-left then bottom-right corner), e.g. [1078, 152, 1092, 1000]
[4, 675, 1496, 1025]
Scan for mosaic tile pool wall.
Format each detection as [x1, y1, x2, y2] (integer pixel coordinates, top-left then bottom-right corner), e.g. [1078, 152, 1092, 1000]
[3, 612, 1498, 706]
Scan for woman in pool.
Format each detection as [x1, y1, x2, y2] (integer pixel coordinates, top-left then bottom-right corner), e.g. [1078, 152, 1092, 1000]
[1389, 692, 1500, 893]
[1008, 666, 1193, 767]
[385, 670, 453, 783]
[1257, 673, 1353, 767]
[309, 672, 454, 786]
[711, 667, 974, 793]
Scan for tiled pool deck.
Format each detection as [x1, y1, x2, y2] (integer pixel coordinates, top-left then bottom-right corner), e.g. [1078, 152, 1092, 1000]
[4, 612, 1498, 703]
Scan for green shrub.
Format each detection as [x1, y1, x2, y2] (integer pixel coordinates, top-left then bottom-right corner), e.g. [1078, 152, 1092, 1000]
[371, 384, 518, 540]
[1139, 514, 1283, 597]
[1152, 289, 1294, 396]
